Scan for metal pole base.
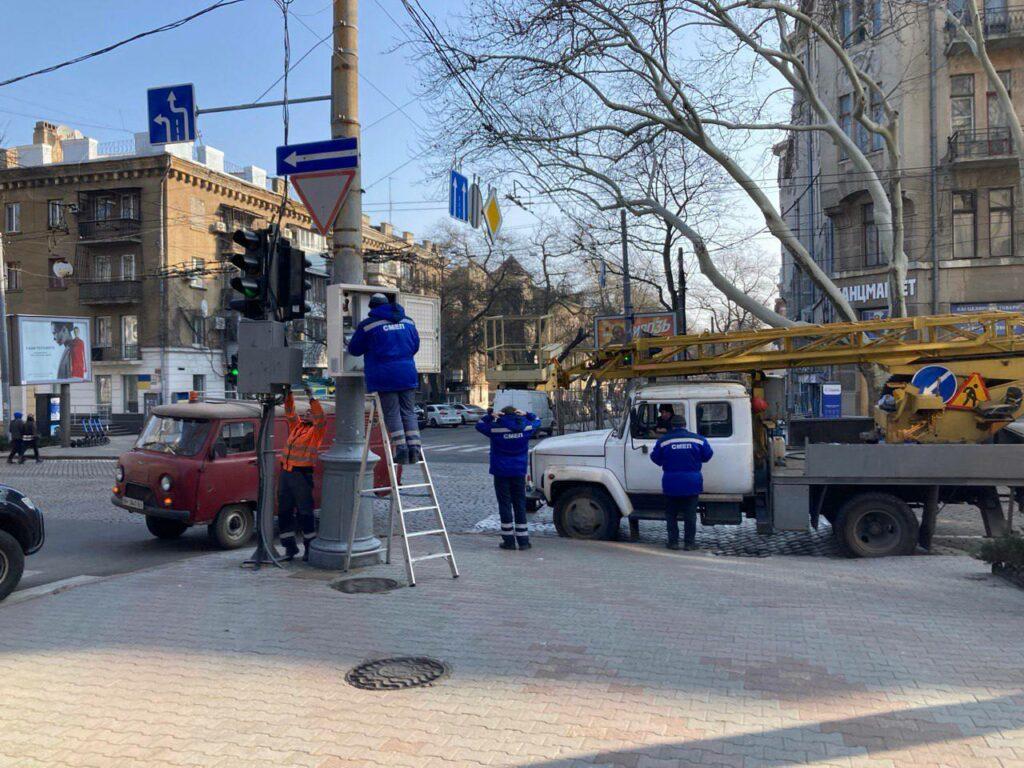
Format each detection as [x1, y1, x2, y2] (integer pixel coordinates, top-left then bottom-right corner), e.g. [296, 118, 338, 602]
[241, 538, 282, 570]
[307, 446, 383, 570]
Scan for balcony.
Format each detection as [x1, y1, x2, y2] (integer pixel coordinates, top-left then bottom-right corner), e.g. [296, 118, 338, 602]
[78, 280, 143, 305]
[947, 128, 1015, 165]
[91, 345, 142, 363]
[946, 5, 1024, 52]
[78, 217, 141, 243]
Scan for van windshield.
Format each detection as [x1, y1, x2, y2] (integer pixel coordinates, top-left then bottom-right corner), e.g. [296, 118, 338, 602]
[136, 416, 212, 456]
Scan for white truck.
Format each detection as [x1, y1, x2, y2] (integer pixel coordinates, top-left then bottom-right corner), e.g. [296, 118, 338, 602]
[529, 381, 1022, 556]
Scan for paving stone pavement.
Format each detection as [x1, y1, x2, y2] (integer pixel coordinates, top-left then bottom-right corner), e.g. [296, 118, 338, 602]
[1, 534, 1023, 767]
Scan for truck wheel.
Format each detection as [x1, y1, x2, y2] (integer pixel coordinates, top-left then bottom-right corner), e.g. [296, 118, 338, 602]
[145, 516, 188, 540]
[835, 493, 918, 558]
[208, 505, 254, 550]
[553, 486, 619, 541]
[0, 529, 25, 601]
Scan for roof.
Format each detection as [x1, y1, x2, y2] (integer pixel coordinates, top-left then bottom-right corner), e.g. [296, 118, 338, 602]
[151, 398, 335, 420]
[635, 382, 749, 400]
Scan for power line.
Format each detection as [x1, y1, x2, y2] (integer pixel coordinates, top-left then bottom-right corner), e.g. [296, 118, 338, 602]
[0, 0, 249, 90]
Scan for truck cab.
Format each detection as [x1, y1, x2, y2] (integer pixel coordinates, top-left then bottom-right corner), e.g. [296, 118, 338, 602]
[531, 382, 756, 539]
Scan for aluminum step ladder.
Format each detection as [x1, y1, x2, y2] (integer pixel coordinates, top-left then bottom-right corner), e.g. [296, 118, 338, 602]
[344, 393, 459, 586]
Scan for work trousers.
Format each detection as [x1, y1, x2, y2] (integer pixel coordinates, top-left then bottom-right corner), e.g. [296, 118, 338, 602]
[493, 475, 529, 545]
[665, 495, 698, 546]
[6, 439, 22, 463]
[19, 438, 39, 462]
[278, 467, 316, 546]
[379, 389, 421, 450]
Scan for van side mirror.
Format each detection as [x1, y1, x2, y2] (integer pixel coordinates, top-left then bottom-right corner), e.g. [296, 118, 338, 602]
[211, 440, 227, 460]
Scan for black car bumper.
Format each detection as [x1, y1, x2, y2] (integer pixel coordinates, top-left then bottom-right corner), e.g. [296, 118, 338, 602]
[111, 495, 191, 523]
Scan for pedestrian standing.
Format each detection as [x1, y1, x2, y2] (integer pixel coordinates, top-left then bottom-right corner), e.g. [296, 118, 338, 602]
[20, 415, 41, 464]
[278, 386, 326, 562]
[6, 412, 24, 464]
[477, 406, 541, 550]
[650, 414, 713, 551]
[347, 294, 422, 464]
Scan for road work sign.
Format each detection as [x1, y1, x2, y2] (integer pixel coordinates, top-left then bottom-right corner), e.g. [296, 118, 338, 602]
[911, 365, 958, 403]
[948, 372, 990, 410]
[148, 84, 196, 145]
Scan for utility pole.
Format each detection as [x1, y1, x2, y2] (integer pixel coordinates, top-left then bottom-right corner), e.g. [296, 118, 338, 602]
[0, 234, 11, 432]
[620, 209, 632, 342]
[309, 0, 383, 569]
[676, 247, 687, 360]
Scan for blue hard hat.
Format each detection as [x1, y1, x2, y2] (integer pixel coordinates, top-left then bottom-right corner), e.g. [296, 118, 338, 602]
[13, 412, 22, 419]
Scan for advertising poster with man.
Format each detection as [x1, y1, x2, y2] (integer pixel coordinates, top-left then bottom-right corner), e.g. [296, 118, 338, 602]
[594, 312, 678, 348]
[15, 316, 92, 385]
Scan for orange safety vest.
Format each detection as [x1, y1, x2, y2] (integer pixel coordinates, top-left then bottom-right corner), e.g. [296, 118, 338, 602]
[280, 393, 327, 471]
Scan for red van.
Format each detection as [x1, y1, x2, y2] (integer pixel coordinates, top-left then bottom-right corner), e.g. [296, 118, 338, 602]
[112, 399, 354, 549]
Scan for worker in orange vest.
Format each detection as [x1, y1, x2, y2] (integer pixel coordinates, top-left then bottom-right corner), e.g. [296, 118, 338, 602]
[279, 385, 326, 561]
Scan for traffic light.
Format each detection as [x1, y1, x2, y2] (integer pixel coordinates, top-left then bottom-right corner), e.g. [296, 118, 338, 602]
[226, 354, 239, 386]
[271, 235, 311, 322]
[229, 228, 269, 319]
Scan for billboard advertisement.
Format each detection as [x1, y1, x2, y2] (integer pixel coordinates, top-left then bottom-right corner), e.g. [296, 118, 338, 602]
[12, 315, 92, 385]
[594, 312, 678, 348]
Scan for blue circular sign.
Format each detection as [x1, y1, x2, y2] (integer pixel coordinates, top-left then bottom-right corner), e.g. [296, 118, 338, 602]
[910, 365, 958, 403]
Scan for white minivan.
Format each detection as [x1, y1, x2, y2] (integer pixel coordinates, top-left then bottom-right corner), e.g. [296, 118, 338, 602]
[491, 389, 555, 436]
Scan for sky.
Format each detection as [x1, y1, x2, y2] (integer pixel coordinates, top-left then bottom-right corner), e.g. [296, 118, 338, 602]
[0, 0, 510, 240]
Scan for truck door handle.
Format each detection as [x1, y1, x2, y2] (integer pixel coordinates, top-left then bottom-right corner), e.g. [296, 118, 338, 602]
[641, 445, 649, 454]
[247, 458, 258, 465]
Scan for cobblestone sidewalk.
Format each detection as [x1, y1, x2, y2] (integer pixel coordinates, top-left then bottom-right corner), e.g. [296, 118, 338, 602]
[1, 535, 1023, 767]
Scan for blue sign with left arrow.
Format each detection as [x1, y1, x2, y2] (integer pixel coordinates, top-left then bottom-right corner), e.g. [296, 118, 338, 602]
[148, 84, 196, 145]
[276, 137, 358, 176]
[911, 365, 958, 403]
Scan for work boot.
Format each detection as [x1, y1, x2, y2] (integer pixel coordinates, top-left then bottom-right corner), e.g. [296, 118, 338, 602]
[683, 542, 698, 551]
[393, 445, 409, 465]
[667, 541, 680, 551]
[281, 537, 299, 561]
[407, 446, 423, 465]
[499, 536, 517, 550]
[516, 538, 532, 550]
[302, 537, 316, 562]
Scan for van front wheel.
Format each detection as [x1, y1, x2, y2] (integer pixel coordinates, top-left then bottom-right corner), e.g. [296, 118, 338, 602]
[146, 516, 188, 540]
[553, 486, 619, 541]
[209, 505, 254, 550]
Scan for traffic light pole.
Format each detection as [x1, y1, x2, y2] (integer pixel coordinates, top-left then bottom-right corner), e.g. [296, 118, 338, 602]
[309, 0, 382, 569]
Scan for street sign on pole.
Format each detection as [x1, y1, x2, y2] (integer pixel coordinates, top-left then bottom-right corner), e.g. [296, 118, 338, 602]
[469, 181, 483, 229]
[291, 171, 356, 236]
[147, 84, 197, 145]
[911, 364, 958, 403]
[276, 137, 358, 176]
[449, 170, 469, 222]
[482, 187, 503, 241]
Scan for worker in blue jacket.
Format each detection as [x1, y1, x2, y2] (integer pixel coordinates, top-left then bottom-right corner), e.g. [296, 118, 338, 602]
[476, 406, 541, 550]
[347, 294, 422, 464]
[650, 414, 713, 550]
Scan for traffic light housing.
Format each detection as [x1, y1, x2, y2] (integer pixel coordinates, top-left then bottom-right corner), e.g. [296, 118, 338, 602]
[271, 236, 311, 322]
[229, 228, 269, 320]
[226, 354, 239, 386]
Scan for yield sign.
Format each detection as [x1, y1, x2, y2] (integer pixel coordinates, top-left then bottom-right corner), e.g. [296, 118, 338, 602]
[291, 170, 356, 236]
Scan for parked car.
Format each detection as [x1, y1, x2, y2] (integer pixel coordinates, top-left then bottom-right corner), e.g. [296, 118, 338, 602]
[492, 389, 555, 436]
[415, 404, 427, 429]
[424, 404, 461, 428]
[0, 484, 45, 600]
[451, 403, 486, 424]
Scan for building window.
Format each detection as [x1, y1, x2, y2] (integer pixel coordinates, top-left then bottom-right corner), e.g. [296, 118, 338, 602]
[95, 316, 112, 348]
[870, 88, 885, 151]
[952, 191, 977, 259]
[48, 199, 65, 229]
[121, 253, 136, 280]
[94, 195, 114, 221]
[4, 261, 21, 291]
[190, 311, 206, 346]
[863, 203, 881, 266]
[950, 74, 975, 133]
[93, 253, 112, 281]
[987, 71, 1012, 129]
[989, 188, 1014, 257]
[122, 375, 139, 414]
[48, 258, 68, 289]
[121, 315, 138, 359]
[839, 94, 852, 158]
[120, 193, 138, 221]
[192, 374, 206, 397]
[4, 202, 20, 233]
[95, 375, 112, 408]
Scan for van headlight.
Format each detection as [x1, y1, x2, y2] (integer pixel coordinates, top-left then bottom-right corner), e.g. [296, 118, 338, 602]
[115, 465, 125, 483]
[160, 475, 172, 492]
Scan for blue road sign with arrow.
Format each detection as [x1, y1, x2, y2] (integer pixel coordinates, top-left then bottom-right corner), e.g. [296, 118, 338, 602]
[911, 365, 958, 403]
[276, 138, 358, 176]
[147, 84, 196, 145]
[449, 170, 469, 222]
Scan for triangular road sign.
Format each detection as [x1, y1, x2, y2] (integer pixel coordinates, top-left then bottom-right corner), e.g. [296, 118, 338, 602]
[948, 372, 990, 410]
[291, 170, 356, 236]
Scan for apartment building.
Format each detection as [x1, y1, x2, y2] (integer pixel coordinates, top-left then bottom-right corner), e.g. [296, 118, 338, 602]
[0, 121, 442, 421]
[776, 2, 1024, 414]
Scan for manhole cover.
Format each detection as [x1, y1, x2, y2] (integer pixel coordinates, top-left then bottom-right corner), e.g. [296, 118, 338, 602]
[346, 657, 450, 690]
[331, 577, 401, 594]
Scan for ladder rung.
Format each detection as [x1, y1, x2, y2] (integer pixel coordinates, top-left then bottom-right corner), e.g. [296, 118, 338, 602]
[410, 552, 452, 563]
[402, 505, 438, 513]
[406, 528, 445, 538]
[398, 483, 431, 489]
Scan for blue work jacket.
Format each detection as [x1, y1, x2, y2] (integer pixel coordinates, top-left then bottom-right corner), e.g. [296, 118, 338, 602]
[346, 303, 420, 393]
[650, 428, 714, 497]
[476, 412, 541, 477]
